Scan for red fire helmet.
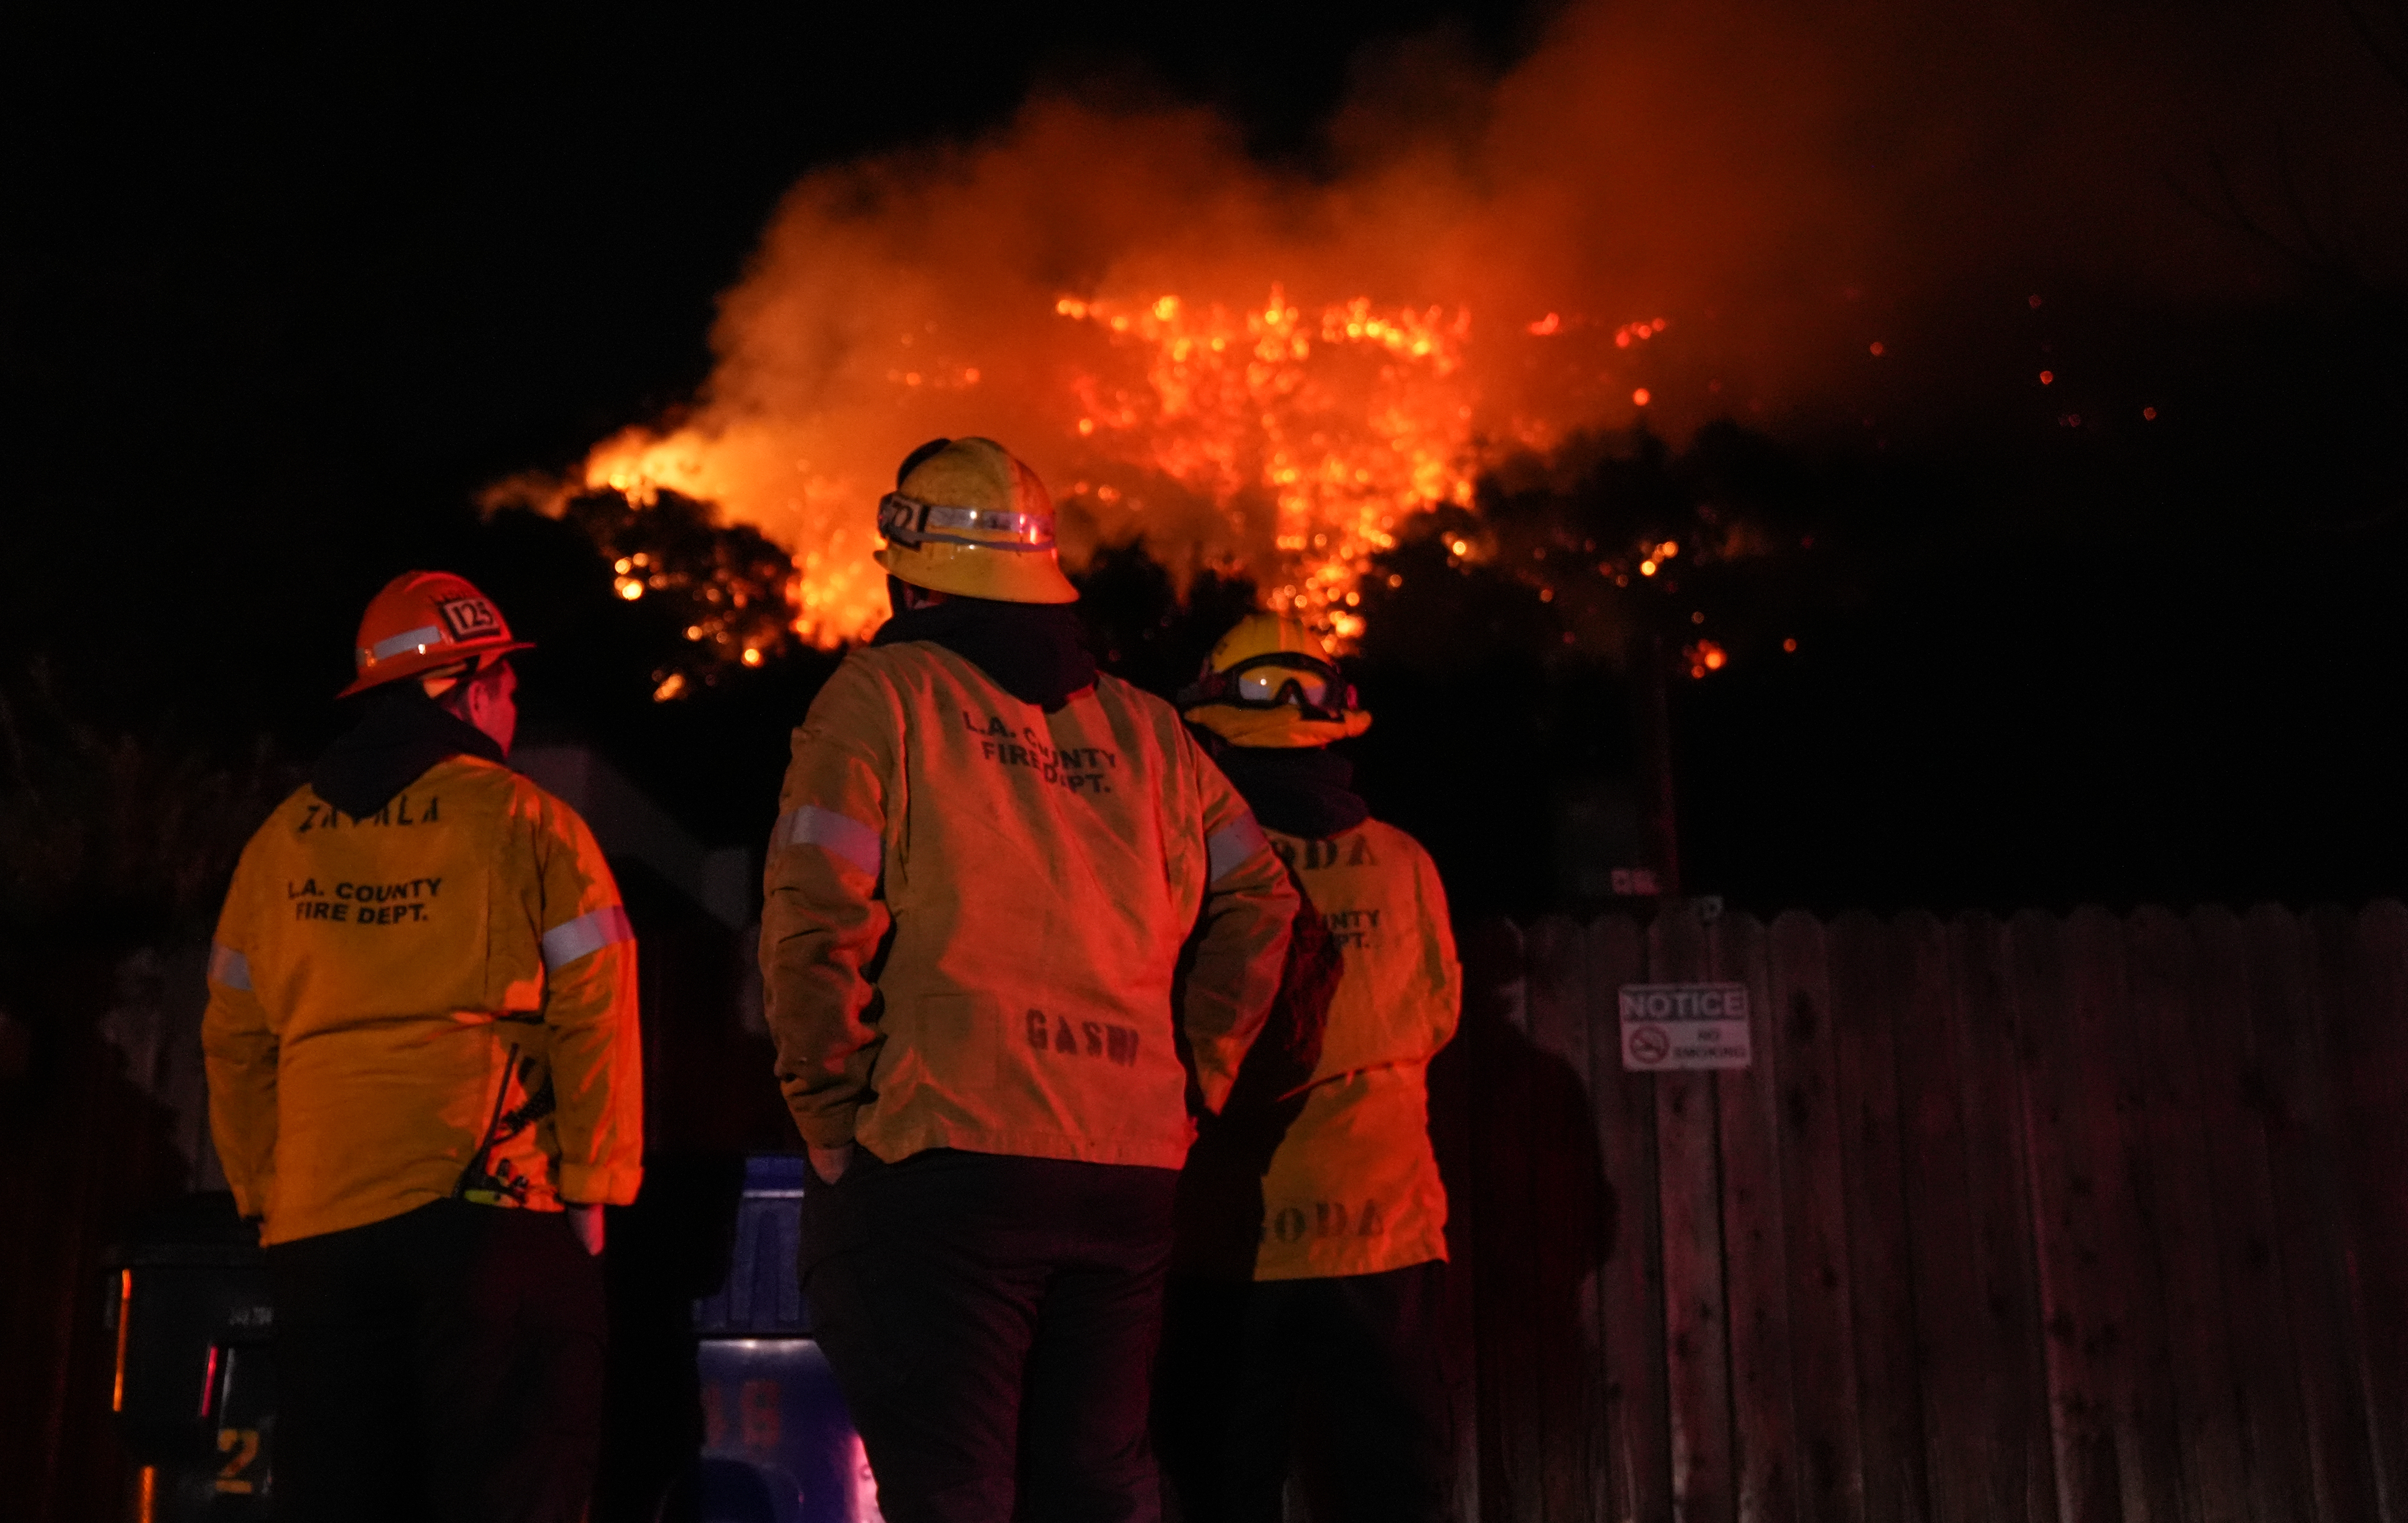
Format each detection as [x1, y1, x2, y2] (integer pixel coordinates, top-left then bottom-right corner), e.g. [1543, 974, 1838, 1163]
[339, 571, 535, 697]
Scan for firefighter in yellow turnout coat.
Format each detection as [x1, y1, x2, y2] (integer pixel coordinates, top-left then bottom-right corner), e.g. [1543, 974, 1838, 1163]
[203, 572, 641, 1523]
[1156, 613, 1462, 1523]
[762, 439, 1297, 1523]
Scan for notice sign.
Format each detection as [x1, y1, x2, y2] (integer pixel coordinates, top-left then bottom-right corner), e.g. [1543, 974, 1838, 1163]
[1619, 983, 1753, 1071]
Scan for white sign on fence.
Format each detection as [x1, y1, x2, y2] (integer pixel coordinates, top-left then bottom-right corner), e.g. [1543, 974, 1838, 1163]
[1618, 983, 1754, 1071]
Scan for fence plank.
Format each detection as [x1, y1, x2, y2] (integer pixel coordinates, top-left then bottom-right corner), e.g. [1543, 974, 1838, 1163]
[1765, 910, 1865, 1523]
[1460, 918, 1546, 1523]
[2123, 907, 2252, 1523]
[1426, 917, 1484, 1523]
[1652, 906, 1734, 1523]
[1827, 913, 1929, 1523]
[1709, 912, 1802, 1523]
[6, 1039, 99, 1523]
[1524, 914, 1611, 1522]
[1946, 913, 2060, 1523]
[2245, 905, 2383, 1523]
[2189, 905, 2317, 1522]
[2010, 909, 2123, 1523]
[2017, 907, 2200, 1522]
[1889, 911, 1995, 1523]
[2067, 906, 2190, 1523]
[2317, 902, 2408, 1519]
[1590, 914, 1671, 1523]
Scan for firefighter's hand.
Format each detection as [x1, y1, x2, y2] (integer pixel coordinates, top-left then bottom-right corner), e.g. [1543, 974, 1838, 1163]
[566, 1203, 605, 1257]
[808, 1143, 856, 1185]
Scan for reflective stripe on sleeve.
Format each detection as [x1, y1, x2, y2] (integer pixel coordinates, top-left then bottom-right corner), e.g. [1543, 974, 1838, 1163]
[541, 905, 635, 970]
[776, 805, 882, 878]
[1206, 814, 1269, 884]
[209, 943, 252, 991]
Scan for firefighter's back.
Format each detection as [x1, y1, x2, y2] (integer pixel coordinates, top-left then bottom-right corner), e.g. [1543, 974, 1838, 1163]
[215, 754, 614, 1242]
[801, 640, 1238, 1167]
[1251, 814, 1459, 1282]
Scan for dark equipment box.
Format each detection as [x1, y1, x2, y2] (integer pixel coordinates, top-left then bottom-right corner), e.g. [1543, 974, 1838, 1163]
[102, 1193, 275, 1519]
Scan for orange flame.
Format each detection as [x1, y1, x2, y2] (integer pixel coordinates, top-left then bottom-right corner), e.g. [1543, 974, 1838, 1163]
[492, 52, 1792, 651]
[560, 282, 1661, 649]
[493, 0, 2299, 661]
[1051, 287, 1480, 641]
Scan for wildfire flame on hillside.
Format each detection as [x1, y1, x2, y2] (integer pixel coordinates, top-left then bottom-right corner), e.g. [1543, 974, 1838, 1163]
[507, 0, 2265, 667]
[491, 4, 1825, 654]
[1049, 288, 1494, 642]
[565, 280, 1673, 649]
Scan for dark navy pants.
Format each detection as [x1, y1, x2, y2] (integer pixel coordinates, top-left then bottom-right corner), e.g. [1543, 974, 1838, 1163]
[1154, 1260, 1453, 1523]
[799, 1148, 1179, 1523]
[266, 1198, 606, 1523]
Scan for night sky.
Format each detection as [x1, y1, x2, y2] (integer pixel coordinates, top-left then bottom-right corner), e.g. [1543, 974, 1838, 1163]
[7, 1, 2406, 923]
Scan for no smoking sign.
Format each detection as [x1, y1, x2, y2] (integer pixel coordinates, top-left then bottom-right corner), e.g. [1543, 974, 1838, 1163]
[1619, 983, 1753, 1072]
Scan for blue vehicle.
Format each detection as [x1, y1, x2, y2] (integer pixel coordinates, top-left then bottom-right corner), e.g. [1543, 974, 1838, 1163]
[670, 1155, 878, 1523]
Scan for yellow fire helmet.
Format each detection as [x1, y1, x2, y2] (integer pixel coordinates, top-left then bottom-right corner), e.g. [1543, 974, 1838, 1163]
[1180, 612, 1373, 749]
[873, 437, 1079, 605]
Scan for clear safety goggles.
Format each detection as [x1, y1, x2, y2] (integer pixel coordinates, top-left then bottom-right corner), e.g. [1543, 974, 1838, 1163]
[1203, 654, 1357, 718]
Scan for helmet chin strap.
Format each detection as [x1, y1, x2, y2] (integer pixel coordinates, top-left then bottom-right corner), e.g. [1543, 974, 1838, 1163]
[420, 650, 509, 701]
[887, 574, 949, 612]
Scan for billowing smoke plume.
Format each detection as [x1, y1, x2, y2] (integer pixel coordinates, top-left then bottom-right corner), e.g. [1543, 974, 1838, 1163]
[505, 0, 2394, 643]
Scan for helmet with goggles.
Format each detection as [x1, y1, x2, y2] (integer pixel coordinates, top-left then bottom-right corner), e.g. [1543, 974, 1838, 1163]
[1180, 612, 1372, 749]
[874, 436, 1078, 605]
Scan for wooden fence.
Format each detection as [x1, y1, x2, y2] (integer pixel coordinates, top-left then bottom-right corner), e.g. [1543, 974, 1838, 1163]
[12, 903, 2405, 1521]
[1432, 904, 2408, 1523]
